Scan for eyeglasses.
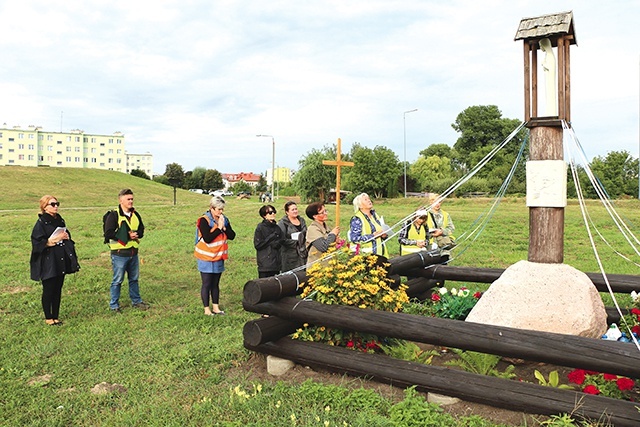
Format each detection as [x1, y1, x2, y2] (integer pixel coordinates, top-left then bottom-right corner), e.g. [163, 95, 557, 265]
[317, 210, 327, 215]
[266, 210, 276, 215]
[49, 202, 60, 207]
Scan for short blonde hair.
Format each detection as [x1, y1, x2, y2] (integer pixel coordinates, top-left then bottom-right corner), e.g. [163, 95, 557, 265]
[352, 192, 369, 213]
[428, 193, 441, 204]
[209, 196, 226, 210]
[39, 195, 57, 214]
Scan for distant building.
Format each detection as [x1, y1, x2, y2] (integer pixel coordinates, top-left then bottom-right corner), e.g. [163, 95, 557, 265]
[0, 123, 134, 173]
[126, 152, 154, 178]
[222, 172, 261, 188]
[267, 166, 292, 185]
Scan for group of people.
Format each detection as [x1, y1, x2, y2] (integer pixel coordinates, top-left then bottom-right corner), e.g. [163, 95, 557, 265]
[252, 191, 455, 275]
[29, 189, 454, 324]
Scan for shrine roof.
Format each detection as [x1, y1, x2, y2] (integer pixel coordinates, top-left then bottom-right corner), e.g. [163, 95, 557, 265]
[514, 11, 577, 47]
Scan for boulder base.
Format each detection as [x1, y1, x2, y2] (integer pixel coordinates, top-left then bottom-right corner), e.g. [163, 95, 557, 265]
[465, 260, 607, 338]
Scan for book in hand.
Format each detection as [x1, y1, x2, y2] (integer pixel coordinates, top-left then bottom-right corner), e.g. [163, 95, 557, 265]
[50, 227, 67, 240]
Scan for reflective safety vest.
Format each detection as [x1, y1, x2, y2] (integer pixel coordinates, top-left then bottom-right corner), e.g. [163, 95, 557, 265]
[109, 210, 141, 250]
[400, 223, 428, 255]
[194, 213, 229, 262]
[425, 210, 454, 246]
[350, 210, 388, 257]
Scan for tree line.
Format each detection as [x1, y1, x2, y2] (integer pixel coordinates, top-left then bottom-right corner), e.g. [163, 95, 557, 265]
[292, 105, 639, 201]
[137, 105, 639, 201]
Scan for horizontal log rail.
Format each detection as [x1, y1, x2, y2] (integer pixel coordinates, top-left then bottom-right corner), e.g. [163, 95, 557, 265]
[413, 265, 640, 294]
[244, 255, 640, 306]
[243, 297, 640, 379]
[245, 338, 640, 427]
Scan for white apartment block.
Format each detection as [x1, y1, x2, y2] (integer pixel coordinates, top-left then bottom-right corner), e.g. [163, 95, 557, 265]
[125, 152, 154, 178]
[0, 124, 152, 177]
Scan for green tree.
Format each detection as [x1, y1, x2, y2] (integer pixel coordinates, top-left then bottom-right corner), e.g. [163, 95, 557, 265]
[256, 174, 268, 193]
[589, 150, 639, 198]
[130, 169, 150, 180]
[409, 155, 452, 192]
[202, 169, 223, 192]
[344, 143, 401, 199]
[229, 180, 252, 194]
[293, 146, 337, 202]
[164, 163, 185, 188]
[184, 167, 206, 190]
[452, 105, 526, 173]
[419, 143, 454, 159]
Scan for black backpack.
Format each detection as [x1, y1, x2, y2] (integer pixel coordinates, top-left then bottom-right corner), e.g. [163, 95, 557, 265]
[102, 210, 116, 244]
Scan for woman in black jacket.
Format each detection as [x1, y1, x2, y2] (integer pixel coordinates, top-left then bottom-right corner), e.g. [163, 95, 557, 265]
[277, 201, 308, 272]
[253, 204, 283, 278]
[30, 195, 80, 326]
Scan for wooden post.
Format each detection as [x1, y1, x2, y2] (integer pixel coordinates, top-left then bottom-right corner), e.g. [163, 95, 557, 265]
[527, 121, 564, 263]
[322, 138, 353, 227]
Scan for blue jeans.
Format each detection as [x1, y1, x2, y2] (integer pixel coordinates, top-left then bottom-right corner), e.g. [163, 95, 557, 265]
[110, 253, 143, 309]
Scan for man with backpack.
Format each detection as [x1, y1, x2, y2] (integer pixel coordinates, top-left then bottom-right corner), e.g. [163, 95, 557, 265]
[103, 188, 149, 312]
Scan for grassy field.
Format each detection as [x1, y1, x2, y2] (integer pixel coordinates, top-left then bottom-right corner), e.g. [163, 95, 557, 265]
[1, 166, 638, 426]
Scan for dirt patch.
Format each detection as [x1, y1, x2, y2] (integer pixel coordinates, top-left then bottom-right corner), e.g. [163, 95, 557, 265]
[227, 348, 568, 426]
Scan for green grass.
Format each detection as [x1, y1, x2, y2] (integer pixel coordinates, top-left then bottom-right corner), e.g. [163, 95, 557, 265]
[0, 166, 637, 426]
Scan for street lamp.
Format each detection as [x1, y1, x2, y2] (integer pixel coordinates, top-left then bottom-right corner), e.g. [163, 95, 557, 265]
[403, 109, 418, 198]
[256, 134, 275, 200]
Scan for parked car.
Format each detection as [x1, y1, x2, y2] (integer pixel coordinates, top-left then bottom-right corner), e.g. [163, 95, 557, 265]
[209, 189, 234, 197]
[189, 189, 205, 194]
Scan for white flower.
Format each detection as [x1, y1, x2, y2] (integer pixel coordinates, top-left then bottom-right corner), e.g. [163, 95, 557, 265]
[459, 287, 470, 297]
[451, 288, 457, 296]
[438, 287, 448, 295]
[631, 291, 639, 302]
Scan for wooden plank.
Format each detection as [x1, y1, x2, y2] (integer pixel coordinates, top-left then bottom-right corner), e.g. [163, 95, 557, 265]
[245, 338, 640, 427]
[244, 296, 640, 379]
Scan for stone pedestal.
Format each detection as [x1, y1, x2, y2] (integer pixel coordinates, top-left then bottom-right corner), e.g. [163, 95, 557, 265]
[466, 260, 607, 338]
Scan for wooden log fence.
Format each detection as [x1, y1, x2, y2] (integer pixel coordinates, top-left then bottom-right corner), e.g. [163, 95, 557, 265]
[244, 297, 640, 379]
[243, 295, 640, 425]
[245, 338, 640, 427]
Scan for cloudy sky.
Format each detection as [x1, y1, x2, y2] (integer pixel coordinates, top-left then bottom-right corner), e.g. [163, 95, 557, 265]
[1, 0, 638, 176]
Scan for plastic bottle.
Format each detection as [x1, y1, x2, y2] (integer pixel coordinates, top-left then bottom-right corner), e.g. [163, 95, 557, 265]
[604, 323, 622, 341]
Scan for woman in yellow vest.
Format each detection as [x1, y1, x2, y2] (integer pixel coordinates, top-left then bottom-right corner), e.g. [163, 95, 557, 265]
[425, 193, 455, 250]
[398, 212, 430, 255]
[348, 193, 388, 257]
[194, 196, 236, 315]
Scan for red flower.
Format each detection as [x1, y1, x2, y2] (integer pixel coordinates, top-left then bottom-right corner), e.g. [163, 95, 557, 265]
[631, 308, 640, 316]
[583, 385, 600, 395]
[617, 377, 635, 391]
[473, 292, 482, 299]
[584, 370, 599, 376]
[632, 325, 640, 336]
[603, 373, 618, 381]
[346, 340, 354, 348]
[567, 369, 586, 385]
[431, 294, 441, 302]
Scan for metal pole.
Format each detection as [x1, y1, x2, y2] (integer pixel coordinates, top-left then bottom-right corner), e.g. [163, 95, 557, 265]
[256, 134, 276, 200]
[403, 109, 418, 197]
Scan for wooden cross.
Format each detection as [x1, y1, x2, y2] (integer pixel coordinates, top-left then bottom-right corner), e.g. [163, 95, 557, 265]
[322, 138, 354, 227]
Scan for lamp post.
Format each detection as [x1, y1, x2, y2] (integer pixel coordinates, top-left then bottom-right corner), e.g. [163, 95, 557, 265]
[403, 109, 418, 198]
[256, 134, 275, 200]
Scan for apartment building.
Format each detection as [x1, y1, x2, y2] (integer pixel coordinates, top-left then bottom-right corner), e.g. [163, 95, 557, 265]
[125, 152, 154, 178]
[0, 123, 126, 172]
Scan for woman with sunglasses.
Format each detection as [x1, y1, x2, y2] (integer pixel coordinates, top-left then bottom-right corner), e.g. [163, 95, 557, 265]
[253, 204, 283, 278]
[30, 196, 80, 326]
